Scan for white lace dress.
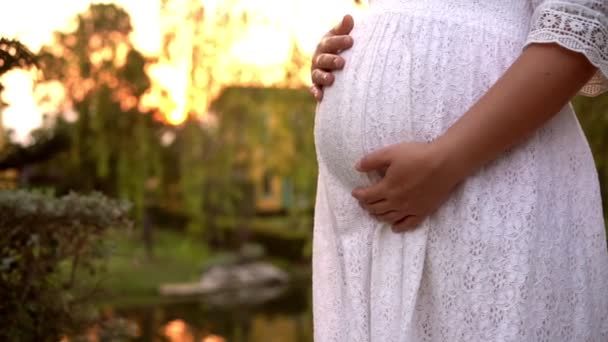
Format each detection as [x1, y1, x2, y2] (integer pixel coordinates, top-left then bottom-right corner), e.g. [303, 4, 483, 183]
[312, 0, 608, 341]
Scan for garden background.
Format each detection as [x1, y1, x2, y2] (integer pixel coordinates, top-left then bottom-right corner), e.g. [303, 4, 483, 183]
[1, 1, 607, 341]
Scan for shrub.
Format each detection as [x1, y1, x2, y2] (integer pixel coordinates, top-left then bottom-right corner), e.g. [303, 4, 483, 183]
[0, 190, 130, 341]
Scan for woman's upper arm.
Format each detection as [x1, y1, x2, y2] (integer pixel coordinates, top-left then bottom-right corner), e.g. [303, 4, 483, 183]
[525, 0, 608, 96]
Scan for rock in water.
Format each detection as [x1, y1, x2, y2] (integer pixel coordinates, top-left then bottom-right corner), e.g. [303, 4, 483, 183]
[159, 261, 289, 300]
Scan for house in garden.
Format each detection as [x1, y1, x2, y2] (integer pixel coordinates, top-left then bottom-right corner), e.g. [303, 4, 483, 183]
[210, 86, 317, 214]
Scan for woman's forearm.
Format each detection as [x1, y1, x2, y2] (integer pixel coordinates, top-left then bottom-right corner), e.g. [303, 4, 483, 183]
[433, 43, 598, 181]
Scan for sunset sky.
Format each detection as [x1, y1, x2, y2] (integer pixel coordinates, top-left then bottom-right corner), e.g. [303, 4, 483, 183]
[0, 0, 366, 142]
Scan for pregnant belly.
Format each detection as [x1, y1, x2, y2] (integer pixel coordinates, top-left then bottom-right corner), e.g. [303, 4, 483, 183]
[314, 11, 523, 187]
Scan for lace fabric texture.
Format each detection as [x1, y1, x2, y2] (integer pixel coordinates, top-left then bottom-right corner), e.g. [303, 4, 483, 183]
[312, 1, 608, 341]
[526, 0, 608, 96]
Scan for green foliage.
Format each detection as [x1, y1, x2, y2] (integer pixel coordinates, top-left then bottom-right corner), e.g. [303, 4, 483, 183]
[178, 119, 208, 235]
[573, 92, 608, 219]
[98, 229, 211, 302]
[0, 190, 130, 341]
[33, 4, 163, 224]
[210, 87, 318, 214]
[3, 4, 319, 247]
[155, 87, 318, 240]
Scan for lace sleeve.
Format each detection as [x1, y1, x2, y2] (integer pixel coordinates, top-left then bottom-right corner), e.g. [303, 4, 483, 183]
[525, 0, 608, 96]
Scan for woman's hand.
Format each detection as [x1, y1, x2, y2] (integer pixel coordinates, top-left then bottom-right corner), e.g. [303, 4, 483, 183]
[351, 44, 598, 234]
[351, 141, 462, 233]
[310, 15, 354, 101]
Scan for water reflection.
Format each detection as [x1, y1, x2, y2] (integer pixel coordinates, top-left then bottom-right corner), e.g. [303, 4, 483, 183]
[107, 284, 312, 342]
[163, 319, 226, 342]
[163, 320, 196, 342]
[162, 319, 228, 342]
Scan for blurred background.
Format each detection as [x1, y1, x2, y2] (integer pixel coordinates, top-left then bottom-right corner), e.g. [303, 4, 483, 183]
[0, 1, 607, 341]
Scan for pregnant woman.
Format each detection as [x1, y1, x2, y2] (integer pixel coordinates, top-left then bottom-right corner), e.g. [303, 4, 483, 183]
[311, 1, 608, 341]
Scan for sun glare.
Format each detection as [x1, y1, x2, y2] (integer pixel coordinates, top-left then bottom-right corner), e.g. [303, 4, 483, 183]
[0, 0, 367, 135]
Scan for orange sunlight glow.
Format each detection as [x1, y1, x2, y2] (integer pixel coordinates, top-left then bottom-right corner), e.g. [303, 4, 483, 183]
[201, 334, 226, 342]
[163, 319, 194, 342]
[144, 0, 368, 125]
[0, 0, 368, 134]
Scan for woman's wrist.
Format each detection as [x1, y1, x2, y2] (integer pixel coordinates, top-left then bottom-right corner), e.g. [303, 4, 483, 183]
[428, 44, 597, 187]
[429, 132, 478, 186]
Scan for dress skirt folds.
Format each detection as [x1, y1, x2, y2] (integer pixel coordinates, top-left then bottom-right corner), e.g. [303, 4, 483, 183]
[312, 0, 608, 341]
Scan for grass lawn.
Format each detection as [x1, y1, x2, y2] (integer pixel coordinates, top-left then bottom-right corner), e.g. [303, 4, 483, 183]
[96, 216, 312, 307]
[97, 228, 211, 305]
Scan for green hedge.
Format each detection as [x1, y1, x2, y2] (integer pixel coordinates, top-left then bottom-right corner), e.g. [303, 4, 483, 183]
[0, 190, 130, 341]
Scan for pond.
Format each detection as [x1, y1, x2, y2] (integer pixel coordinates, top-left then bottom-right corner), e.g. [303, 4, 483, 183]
[99, 283, 313, 342]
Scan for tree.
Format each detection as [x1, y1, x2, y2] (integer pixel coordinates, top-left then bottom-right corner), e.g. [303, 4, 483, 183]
[0, 37, 132, 342]
[0, 36, 67, 170]
[150, 0, 313, 123]
[35, 4, 165, 228]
